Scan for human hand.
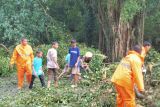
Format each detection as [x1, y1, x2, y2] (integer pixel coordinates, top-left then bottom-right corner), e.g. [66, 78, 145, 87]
[134, 86, 145, 99]
[57, 64, 60, 69]
[139, 91, 146, 95]
[75, 63, 78, 67]
[66, 64, 69, 67]
[34, 72, 38, 78]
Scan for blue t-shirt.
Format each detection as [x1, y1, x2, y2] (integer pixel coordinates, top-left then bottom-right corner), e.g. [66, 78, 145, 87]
[33, 57, 43, 76]
[69, 47, 80, 67]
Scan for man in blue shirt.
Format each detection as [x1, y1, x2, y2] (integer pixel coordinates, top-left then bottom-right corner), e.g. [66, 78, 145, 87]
[68, 39, 80, 87]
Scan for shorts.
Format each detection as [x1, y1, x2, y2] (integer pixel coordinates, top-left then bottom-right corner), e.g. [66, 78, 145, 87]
[47, 68, 57, 81]
[70, 67, 80, 75]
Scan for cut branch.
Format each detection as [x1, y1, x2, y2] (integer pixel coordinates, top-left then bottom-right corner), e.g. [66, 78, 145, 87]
[0, 44, 10, 53]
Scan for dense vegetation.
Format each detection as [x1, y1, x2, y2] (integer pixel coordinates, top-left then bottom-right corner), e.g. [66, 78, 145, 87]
[0, 43, 116, 106]
[0, 0, 160, 60]
[0, 44, 160, 106]
[0, 0, 160, 106]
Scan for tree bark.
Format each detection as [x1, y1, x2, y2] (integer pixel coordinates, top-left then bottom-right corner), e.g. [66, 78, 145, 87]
[96, 0, 145, 62]
[97, 0, 107, 53]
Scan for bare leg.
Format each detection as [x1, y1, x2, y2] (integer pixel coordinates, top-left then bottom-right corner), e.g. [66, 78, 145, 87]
[47, 80, 51, 88]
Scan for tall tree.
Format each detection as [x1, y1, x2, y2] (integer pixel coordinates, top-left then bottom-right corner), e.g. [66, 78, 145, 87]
[92, 0, 145, 62]
[144, 0, 160, 52]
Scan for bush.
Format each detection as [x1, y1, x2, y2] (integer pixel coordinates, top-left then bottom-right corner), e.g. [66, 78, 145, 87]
[145, 49, 160, 80]
[0, 56, 15, 77]
[0, 48, 16, 77]
[34, 42, 106, 72]
[0, 42, 116, 107]
[2, 41, 105, 77]
[100, 63, 118, 80]
[145, 48, 160, 63]
[0, 48, 9, 56]
[152, 66, 160, 80]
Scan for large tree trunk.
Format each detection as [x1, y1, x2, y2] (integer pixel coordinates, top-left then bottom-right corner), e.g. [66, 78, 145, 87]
[97, 0, 107, 53]
[96, 0, 145, 62]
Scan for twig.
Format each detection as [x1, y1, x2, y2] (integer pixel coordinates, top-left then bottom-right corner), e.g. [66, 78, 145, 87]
[0, 44, 10, 53]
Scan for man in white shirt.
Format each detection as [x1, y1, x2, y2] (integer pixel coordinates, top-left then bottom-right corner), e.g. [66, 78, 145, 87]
[46, 42, 59, 88]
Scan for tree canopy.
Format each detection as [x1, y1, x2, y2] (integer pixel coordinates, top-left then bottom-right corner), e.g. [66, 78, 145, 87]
[0, 0, 159, 61]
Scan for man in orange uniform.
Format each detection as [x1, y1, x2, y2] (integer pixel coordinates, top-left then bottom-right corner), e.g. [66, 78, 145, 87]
[141, 41, 151, 63]
[10, 38, 34, 89]
[141, 41, 151, 75]
[111, 45, 145, 107]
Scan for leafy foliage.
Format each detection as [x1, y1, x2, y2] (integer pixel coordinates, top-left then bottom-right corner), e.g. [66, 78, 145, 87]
[121, 0, 143, 22]
[0, 79, 115, 107]
[145, 49, 160, 63]
[0, 0, 160, 106]
[0, 41, 115, 106]
[0, 0, 68, 46]
[144, 0, 160, 51]
[0, 48, 15, 77]
[34, 42, 105, 71]
[0, 57, 15, 77]
[145, 49, 160, 83]
[0, 0, 159, 54]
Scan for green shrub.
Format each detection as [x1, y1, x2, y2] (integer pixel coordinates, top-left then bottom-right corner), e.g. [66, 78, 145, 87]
[156, 100, 160, 107]
[0, 48, 9, 57]
[0, 48, 16, 77]
[145, 49, 160, 80]
[100, 63, 118, 79]
[151, 65, 160, 80]
[145, 48, 160, 63]
[0, 56, 15, 77]
[0, 42, 115, 106]
[34, 42, 105, 72]
[4, 41, 105, 77]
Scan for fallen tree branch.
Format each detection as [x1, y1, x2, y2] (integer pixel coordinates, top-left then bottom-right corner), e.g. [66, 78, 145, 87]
[151, 80, 160, 83]
[0, 44, 10, 53]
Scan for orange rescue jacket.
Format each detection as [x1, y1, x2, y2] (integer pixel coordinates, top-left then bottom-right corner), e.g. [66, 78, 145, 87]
[111, 51, 144, 91]
[10, 44, 34, 66]
[141, 46, 147, 64]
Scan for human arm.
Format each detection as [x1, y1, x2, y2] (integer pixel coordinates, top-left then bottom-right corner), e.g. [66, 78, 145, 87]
[134, 85, 145, 99]
[10, 48, 18, 65]
[30, 47, 34, 63]
[75, 57, 80, 67]
[52, 57, 59, 69]
[51, 50, 59, 69]
[65, 54, 70, 67]
[75, 48, 80, 67]
[131, 58, 144, 92]
[67, 48, 71, 67]
[32, 60, 38, 77]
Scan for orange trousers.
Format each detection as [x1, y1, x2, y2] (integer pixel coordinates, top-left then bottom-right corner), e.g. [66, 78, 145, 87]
[17, 64, 32, 88]
[115, 84, 136, 107]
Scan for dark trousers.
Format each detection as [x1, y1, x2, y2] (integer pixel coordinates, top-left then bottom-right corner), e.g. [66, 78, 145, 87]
[29, 75, 45, 89]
